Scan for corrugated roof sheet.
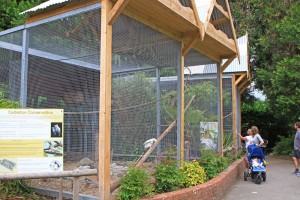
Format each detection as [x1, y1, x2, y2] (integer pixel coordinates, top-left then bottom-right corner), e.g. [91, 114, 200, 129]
[185, 35, 249, 75]
[21, 0, 71, 15]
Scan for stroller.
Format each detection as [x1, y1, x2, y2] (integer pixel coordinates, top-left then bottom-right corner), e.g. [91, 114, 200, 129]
[244, 144, 267, 184]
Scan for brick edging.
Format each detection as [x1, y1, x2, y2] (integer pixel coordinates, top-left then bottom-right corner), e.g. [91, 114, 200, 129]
[143, 157, 245, 200]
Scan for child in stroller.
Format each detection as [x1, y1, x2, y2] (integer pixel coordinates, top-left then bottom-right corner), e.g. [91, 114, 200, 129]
[244, 144, 267, 184]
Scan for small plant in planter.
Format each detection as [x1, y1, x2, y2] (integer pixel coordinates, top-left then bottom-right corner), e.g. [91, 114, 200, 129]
[118, 167, 154, 200]
[180, 160, 207, 187]
[198, 149, 229, 180]
[153, 156, 186, 193]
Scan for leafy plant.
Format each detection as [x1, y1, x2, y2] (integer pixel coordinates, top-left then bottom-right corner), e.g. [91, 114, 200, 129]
[180, 160, 207, 187]
[272, 135, 294, 156]
[198, 149, 229, 180]
[118, 167, 154, 200]
[0, 180, 45, 199]
[154, 161, 186, 193]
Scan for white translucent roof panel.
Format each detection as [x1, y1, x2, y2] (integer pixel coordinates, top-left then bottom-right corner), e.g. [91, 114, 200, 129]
[21, 0, 70, 14]
[185, 35, 249, 74]
[194, 0, 213, 22]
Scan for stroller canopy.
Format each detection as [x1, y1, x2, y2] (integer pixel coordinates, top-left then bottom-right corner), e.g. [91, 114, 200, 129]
[247, 144, 266, 160]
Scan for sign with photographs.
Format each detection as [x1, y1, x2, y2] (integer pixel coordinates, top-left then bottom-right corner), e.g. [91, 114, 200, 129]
[0, 109, 63, 174]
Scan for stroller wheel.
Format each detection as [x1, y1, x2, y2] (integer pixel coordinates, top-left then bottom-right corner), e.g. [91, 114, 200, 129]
[262, 173, 266, 182]
[255, 174, 262, 184]
[244, 170, 248, 181]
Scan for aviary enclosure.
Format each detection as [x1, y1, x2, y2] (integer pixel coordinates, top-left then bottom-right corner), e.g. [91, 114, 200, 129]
[0, 0, 250, 198]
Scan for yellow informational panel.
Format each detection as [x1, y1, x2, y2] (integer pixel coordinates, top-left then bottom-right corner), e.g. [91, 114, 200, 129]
[0, 109, 64, 174]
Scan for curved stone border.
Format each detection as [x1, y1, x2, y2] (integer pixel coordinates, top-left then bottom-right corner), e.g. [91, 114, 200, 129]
[144, 157, 245, 200]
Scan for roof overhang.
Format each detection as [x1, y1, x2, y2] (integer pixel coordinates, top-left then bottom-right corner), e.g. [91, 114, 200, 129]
[23, 0, 239, 63]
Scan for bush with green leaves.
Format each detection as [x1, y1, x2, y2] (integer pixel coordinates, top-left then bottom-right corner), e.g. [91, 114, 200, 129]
[272, 135, 294, 156]
[198, 150, 229, 180]
[180, 160, 207, 187]
[118, 167, 154, 200]
[0, 180, 44, 199]
[154, 159, 186, 193]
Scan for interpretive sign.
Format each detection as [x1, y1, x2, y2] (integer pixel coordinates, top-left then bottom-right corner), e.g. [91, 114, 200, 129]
[0, 109, 63, 174]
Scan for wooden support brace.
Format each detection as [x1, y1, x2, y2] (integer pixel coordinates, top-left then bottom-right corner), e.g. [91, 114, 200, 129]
[220, 55, 235, 73]
[234, 74, 246, 86]
[108, 0, 131, 25]
[211, 18, 228, 26]
[190, 0, 204, 40]
[182, 33, 200, 56]
[135, 95, 196, 167]
[238, 78, 250, 91]
[214, 2, 229, 19]
[225, 0, 240, 63]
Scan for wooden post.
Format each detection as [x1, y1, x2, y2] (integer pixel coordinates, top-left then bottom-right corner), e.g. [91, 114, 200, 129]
[99, 0, 113, 199]
[179, 42, 185, 165]
[58, 178, 63, 200]
[232, 75, 237, 154]
[73, 177, 80, 200]
[217, 64, 223, 156]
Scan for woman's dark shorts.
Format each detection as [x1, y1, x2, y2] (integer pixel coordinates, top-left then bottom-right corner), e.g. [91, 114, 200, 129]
[293, 150, 300, 158]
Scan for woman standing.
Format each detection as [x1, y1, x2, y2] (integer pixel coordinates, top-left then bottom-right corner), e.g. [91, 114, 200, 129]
[239, 128, 254, 149]
[251, 126, 264, 147]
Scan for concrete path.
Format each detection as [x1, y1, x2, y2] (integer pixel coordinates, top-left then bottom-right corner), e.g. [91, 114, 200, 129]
[224, 156, 300, 200]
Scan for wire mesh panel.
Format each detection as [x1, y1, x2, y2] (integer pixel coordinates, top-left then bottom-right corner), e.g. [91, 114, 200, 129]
[222, 76, 233, 150]
[0, 33, 22, 103]
[0, 31, 23, 46]
[111, 14, 181, 161]
[26, 8, 101, 163]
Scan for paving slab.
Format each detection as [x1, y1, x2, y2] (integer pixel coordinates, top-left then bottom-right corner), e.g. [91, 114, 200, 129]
[224, 156, 300, 200]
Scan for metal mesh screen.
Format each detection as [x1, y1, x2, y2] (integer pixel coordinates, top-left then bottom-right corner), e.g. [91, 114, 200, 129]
[111, 14, 181, 160]
[26, 9, 101, 163]
[0, 33, 22, 102]
[222, 76, 233, 149]
[0, 30, 23, 46]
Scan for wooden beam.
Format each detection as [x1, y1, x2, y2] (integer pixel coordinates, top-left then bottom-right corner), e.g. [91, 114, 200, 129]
[182, 33, 200, 56]
[238, 78, 250, 91]
[234, 74, 246, 86]
[210, 17, 228, 26]
[180, 42, 185, 165]
[99, 0, 113, 199]
[214, 2, 229, 19]
[240, 80, 250, 94]
[0, 169, 97, 180]
[232, 75, 237, 154]
[26, 0, 100, 24]
[206, 23, 236, 51]
[108, 0, 131, 25]
[190, 0, 203, 40]
[220, 55, 235, 73]
[225, 0, 240, 63]
[217, 64, 223, 156]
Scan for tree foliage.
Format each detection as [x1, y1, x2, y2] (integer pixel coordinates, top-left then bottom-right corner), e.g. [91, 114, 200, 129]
[0, 0, 43, 31]
[231, 0, 300, 146]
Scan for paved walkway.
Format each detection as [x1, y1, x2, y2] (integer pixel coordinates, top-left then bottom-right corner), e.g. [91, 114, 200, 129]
[224, 156, 300, 200]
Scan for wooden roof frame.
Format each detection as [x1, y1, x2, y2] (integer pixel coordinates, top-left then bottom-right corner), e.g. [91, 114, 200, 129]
[25, 0, 240, 63]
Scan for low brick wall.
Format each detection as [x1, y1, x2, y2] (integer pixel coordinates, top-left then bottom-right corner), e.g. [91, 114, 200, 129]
[144, 157, 245, 200]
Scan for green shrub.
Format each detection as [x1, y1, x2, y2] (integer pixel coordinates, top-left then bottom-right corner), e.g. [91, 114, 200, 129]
[180, 160, 207, 187]
[154, 161, 185, 193]
[198, 150, 229, 180]
[118, 167, 154, 200]
[0, 180, 41, 199]
[272, 135, 294, 156]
